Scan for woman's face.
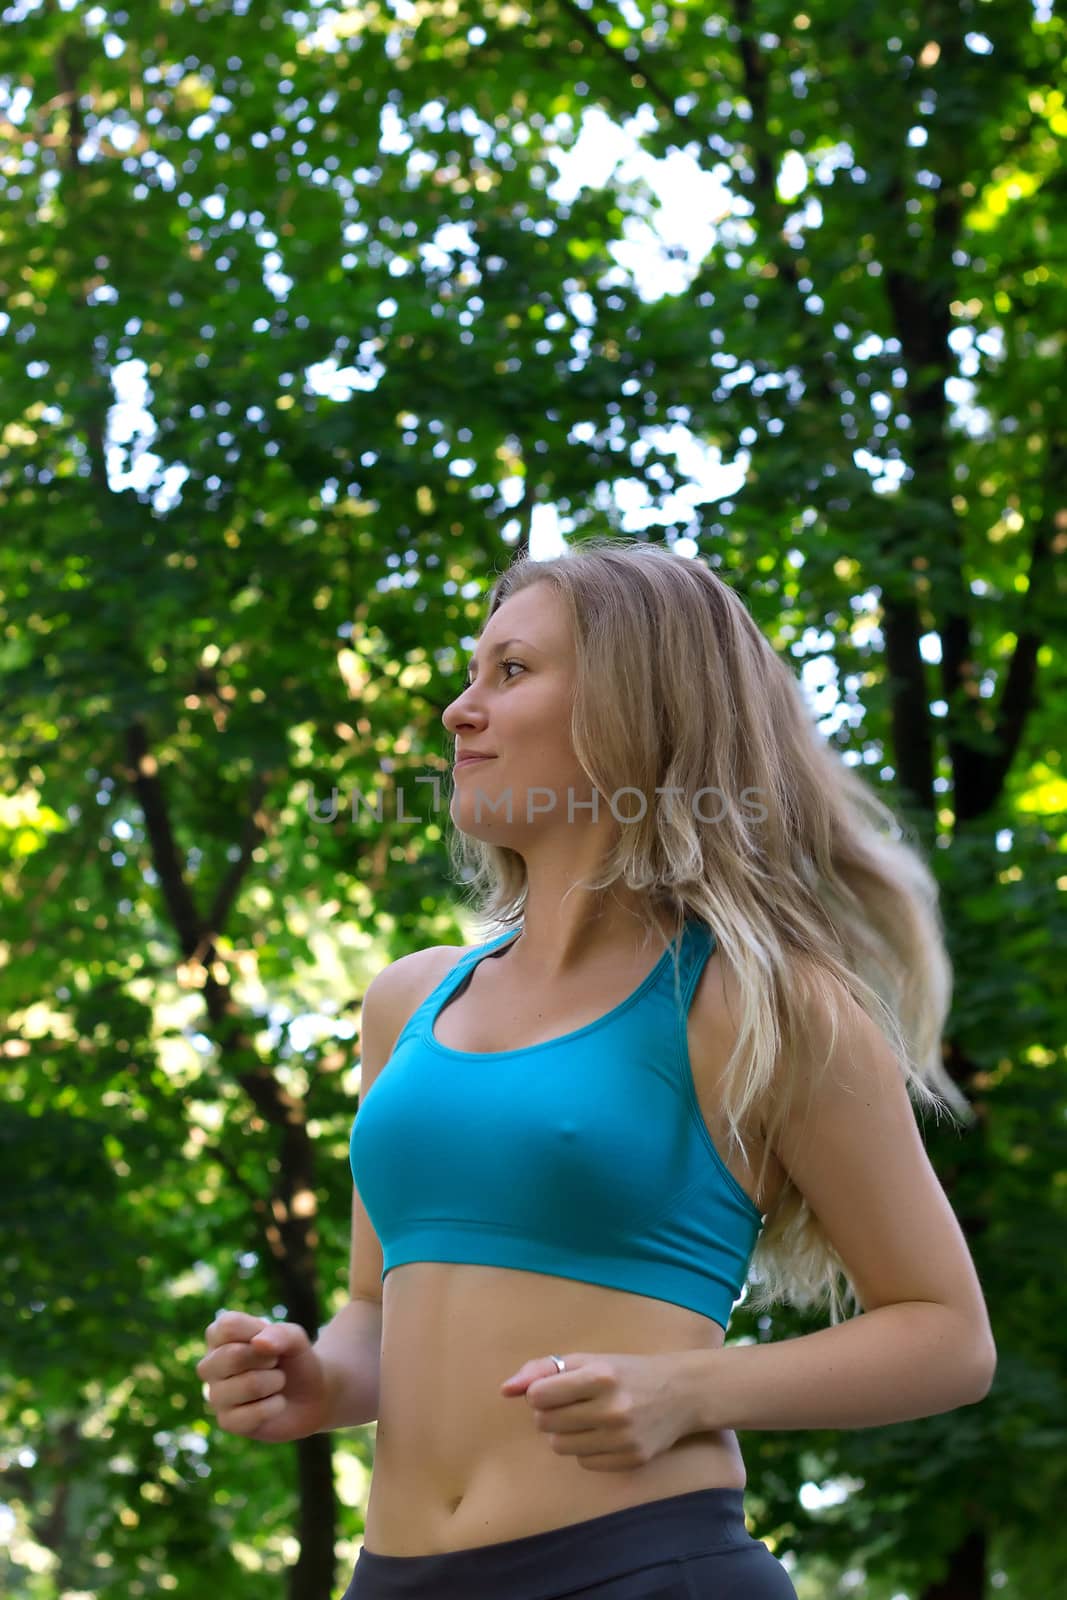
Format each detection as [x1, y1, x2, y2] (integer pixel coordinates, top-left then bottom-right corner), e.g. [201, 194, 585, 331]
[441, 582, 592, 846]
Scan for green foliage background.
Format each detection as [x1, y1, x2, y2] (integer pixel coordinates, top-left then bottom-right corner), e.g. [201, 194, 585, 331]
[1, 1, 1064, 1597]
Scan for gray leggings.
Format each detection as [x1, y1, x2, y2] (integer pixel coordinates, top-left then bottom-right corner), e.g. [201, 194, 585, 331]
[340, 1486, 798, 1599]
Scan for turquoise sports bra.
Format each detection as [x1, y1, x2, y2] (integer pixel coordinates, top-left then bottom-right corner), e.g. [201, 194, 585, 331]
[349, 918, 765, 1331]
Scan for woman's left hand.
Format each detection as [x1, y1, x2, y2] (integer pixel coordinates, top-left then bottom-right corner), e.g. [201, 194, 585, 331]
[499, 1351, 691, 1471]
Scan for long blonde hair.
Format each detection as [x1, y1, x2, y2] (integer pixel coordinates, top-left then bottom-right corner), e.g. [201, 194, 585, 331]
[446, 538, 974, 1324]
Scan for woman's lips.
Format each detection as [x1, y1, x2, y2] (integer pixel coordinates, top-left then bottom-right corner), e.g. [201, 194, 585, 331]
[454, 755, 494, 769]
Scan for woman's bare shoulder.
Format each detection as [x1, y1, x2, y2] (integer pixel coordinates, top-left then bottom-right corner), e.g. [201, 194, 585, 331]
[360, 943, 475, 1065]
[368, 925, 520, 1011]
[372, 940, 472, 987]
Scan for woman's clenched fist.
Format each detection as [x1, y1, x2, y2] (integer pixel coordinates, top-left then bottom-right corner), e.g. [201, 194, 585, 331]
[197, 1310, 333, 1443]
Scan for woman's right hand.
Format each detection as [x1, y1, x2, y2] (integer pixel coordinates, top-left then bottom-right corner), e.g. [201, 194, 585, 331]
[197, 1310, 332, 1443]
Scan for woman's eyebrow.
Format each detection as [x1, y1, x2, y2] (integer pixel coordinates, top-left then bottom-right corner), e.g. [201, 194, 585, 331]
[465, 637, 535, 680]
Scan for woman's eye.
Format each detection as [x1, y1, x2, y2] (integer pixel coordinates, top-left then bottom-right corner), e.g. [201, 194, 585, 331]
[463, 659, 525, 690]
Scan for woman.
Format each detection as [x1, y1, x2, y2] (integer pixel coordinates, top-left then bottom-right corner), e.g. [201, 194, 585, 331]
[199, 539, 996, 1599]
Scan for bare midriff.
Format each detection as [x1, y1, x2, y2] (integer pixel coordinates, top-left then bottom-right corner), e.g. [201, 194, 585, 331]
[363, 1261, 745, 1556]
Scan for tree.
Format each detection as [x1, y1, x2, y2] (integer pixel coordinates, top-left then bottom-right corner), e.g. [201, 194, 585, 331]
[1, 2, 1063, 1595]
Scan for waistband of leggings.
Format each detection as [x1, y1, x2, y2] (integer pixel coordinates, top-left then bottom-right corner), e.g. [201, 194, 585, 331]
[352, 1486, 753, 1600]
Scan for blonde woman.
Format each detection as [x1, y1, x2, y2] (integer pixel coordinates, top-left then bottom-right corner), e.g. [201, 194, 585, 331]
[199, 539, 996, 1599]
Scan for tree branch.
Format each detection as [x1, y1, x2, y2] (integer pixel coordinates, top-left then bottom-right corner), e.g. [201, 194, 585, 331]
[124, 719, 205, 961]
[974, 435, 1062, 814]
[205, 771, 274, 938]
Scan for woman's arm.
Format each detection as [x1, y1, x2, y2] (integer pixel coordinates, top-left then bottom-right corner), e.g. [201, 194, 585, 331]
[673, 1300, 994, 1433]
[677, 975, 996, 1433]
[310, 951, 434, 1432]
[312, 1295, 382, 1431]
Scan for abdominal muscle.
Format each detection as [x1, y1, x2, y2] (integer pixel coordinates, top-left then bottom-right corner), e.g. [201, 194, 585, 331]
[362, 1262, 744, 1556]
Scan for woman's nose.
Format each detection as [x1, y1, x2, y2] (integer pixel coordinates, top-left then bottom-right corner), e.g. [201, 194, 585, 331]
[443, 688, 482, 729]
